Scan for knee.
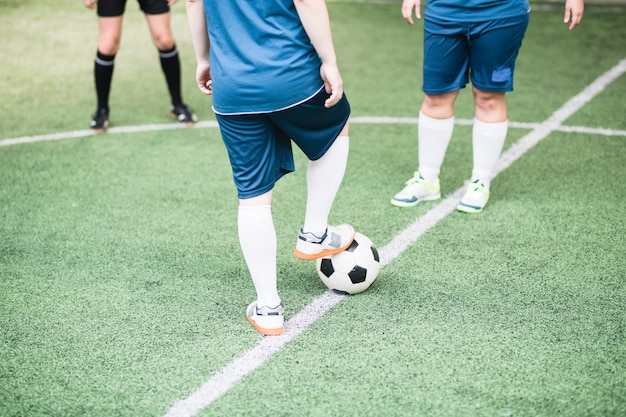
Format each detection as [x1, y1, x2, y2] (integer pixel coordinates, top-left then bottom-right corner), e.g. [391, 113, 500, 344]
[98, 36, 121, 55]
[153, 33, 175, 51]
[421, 93, 457, 119]
[473, 88, 505, 113]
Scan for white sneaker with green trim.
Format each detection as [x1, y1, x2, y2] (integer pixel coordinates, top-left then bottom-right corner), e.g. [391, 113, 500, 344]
[457, 179, 490, 213]
[391, 172, 441, 207]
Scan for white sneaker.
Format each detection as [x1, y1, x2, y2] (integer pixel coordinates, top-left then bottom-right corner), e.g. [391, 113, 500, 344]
[391, 172, 441, 207]
[293, 224, 355, 260]
[246, 302, 284, 336]
[457, 180, 490, 213]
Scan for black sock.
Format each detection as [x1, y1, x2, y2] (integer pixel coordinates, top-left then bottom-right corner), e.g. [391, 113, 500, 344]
[159, 45, 183, 107]
[94, 51, 115, 112]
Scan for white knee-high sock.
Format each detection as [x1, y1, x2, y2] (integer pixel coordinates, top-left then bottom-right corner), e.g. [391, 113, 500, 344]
[471, 118, 508, 188]
[418, 111, 455, 183]
[237, 205, 281, 308]
[302, 136, 350, 236]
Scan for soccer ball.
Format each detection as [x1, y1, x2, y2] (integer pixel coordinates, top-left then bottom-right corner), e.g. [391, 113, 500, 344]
[316, 232, 380, 294]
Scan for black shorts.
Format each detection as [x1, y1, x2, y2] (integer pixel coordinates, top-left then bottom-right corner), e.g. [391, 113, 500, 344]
[97, 0, 170, 17]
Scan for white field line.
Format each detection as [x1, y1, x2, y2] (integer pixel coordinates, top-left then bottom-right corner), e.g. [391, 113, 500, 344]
[1, 118, 625, 148]
[0, 121, 220, 147]
[163, 56, 626, 417]
[350, 117, 626, 137]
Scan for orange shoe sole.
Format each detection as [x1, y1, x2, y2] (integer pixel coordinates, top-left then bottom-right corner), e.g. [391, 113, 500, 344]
[292, 232, 355, 261]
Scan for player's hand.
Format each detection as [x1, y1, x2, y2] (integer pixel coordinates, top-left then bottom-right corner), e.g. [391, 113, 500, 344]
[195, 61, 213, 95]
[401, 0, 422, 25]
[320, 63, 343, 108]
[83, 0, 97, 9]
[167, 0, 178, 7]
[564, 0, 584, 30]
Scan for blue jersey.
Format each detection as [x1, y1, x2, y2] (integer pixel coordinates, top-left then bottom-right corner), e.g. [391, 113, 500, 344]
[425, 0, 530, 22]
[202, 0, 323, 115]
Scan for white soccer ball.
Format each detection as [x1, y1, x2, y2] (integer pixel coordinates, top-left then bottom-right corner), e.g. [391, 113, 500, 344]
[315, 232, 380, 294]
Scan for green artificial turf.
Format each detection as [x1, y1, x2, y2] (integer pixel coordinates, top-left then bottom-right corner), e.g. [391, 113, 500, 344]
[1, 1, 625, 416]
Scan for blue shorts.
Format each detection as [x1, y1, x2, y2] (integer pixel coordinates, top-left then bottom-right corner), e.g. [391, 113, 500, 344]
[216, 88, 351, 199]
[422, 14, 529, 94]
[97, 0, 169, 17]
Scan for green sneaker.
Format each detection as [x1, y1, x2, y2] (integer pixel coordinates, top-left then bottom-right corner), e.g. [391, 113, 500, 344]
[457, 180, 490, 213]
[391, 172, 440, 207]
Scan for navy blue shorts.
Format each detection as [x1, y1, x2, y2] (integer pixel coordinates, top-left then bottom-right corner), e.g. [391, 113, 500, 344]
[422, 14, 529, 94]
[216, 88, 351, 199]
[97, 0, 169, 17]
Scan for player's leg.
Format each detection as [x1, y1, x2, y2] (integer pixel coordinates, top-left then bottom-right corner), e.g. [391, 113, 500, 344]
[391, 18, 467, 207]
[472, 86, 509, 189]
[295, 125, 353, 260]
[273, 89, 355, 261]
[90, 0, 125, 131]
[458, 14, 529, 213]
[216, 113, 290, 336]
[238, 191, 284, 336]
[142, 0, 197, 124]
[390, 91, 458, 207]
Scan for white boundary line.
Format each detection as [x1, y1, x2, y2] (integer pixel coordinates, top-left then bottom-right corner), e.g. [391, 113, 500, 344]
[163, 56, 626, 417]
[0, 121, 220, 147]
[1, 118, 625, 148]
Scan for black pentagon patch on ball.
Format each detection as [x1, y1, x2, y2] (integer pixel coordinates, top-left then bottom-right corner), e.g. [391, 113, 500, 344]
[319, 258, 335, 278]
[348, 265, 367, 284]
[345, 239, 359, 253]
[371, 245, 380, 262]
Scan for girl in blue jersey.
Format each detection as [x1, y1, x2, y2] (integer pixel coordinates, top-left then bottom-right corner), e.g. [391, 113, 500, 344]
[391, 0, 584, 212]
[186, 0, 356, 336]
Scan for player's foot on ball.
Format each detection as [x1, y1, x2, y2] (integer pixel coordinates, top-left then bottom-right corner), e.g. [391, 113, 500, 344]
[170, 103, 198, 125]
[457, 179, 490, 213]
[391, 172, 440, 207]
[90, 108, 109, 133]
[246, 301, 284, 336]
[293, 224, 355, 260]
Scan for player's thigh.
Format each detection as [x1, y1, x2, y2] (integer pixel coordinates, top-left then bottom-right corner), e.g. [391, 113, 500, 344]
[469, 15, 529, 92]
[97, 16, 124, 54]
[422, 19, 469, 95]
[216, 114, 295, 200]
[95, 0, 125, 53]
[141, 0, 174, 49]
[144, 13, 175, 49]
[271, 88, 351, 161]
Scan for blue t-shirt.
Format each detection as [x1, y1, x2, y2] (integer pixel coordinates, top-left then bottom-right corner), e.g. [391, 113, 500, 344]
[202, 0, 324, 115]
[425, 0, 530, 22]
